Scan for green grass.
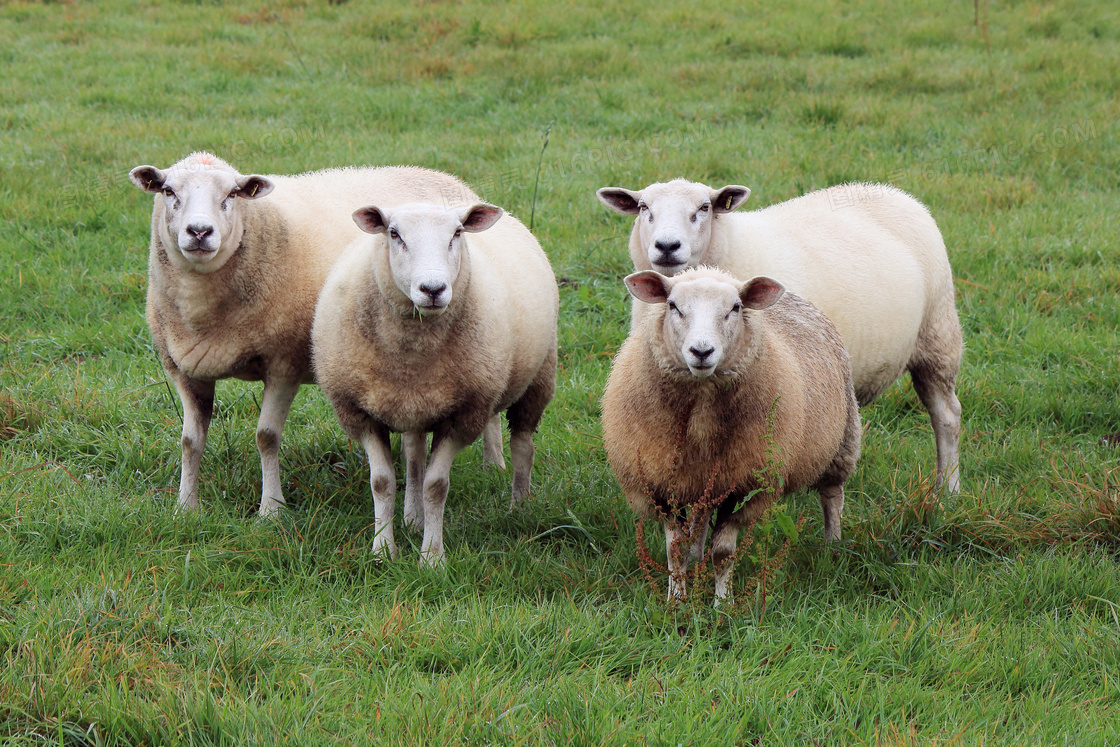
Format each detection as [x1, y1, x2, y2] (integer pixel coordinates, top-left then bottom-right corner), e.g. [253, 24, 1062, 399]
[2, 0, 1119, 743]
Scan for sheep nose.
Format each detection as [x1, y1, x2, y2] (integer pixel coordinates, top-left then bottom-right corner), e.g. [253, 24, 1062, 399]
[419, 282, 447, 301]
[187, 224, 213, 241]
[654, 240, 681, 256]
[689, 345, 715, 362]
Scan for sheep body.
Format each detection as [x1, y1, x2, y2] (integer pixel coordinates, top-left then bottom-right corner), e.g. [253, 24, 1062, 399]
[597, 179, 961, 492]
[312, 202, 558, 565]
[131, 152, 480, 516]
[601, 267, 860, 602]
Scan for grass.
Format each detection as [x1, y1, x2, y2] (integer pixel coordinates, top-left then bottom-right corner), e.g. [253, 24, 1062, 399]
[1, 0, 1119, 743]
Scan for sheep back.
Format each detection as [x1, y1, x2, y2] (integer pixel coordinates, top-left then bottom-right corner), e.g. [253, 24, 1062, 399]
[146, 165, 478, 385]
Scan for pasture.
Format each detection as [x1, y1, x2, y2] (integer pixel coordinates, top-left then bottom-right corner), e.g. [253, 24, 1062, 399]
[1, 0, 1118, 743]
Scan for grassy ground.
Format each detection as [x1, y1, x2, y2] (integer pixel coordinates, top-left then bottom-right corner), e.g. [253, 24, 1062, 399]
[1, 0, 1119, 743]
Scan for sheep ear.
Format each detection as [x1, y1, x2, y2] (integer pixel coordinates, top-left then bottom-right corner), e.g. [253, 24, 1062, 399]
[353, 206, 390, 234]
[624, 271, 672, 304]
[710, 185, 751, 213]
[460, 203, 503, 233]
[129, 165, 166, 193]
[234, 175, 274, 200]
[596, 187, 643, 215]
[740, 276, 785, 310]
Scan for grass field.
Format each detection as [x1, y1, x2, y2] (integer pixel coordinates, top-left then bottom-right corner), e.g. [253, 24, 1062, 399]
[2, 0, 1119, 743]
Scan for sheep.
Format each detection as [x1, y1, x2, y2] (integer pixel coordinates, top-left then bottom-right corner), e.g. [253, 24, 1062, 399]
[129, 151, 490, 517]
[601, 267, 861, 603]
[311, 201, 558, 566]
[597, 179, 962, 493]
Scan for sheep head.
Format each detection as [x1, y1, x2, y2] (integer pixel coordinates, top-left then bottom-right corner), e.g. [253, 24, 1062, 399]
[625, 269, 784, 379]
[353, 202, 503, 318]
[598, 179, 750, 275]
[130, 152, 273, 274]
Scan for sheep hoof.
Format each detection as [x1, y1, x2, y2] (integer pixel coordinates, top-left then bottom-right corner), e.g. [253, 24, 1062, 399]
[258, 498, 285, 519]
[371, 539, 399, 562]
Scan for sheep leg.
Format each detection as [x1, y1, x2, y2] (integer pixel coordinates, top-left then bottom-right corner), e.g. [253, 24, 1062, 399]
[710, 522, 740, 606]
[664, 523, 687, 600]
[402, 431, 427, 532]
[687, 520, 711, 566]
[482, 415, 506, 470]
[910, 365, 962, 494]
[818, 484, 845, 541]
[506, 362, 555, 505]
[360, 430, 398, 560]
[509, 428, 535, 505]
[256, 378, 301, 518]
[173, 375, 214, 512]
[419, 434, 469, 568]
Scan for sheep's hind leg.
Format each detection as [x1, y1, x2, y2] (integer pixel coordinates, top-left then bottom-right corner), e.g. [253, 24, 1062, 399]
[173, 375, 215, 513]
[505, 364, 555, 506]
[402, 431, 427, 532]
[256, 378, 301, 518]
[508, 428, 535, 504]
[361, 430, 398, 560]
[910, 363, 962, 494]
[817, 483, 845, 541]
[482, 415, 505, 470]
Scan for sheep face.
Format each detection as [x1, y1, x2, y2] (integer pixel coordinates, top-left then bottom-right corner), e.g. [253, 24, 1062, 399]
[598, 180, 751, 275]
[353, 202, 504, 317]
[130, 153, 273, 274]
[625, 270, 785, 379]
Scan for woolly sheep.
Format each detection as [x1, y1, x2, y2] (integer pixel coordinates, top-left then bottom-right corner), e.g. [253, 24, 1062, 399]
[601, 267, 861, 603]
[129, 151, 487, 517]
[597, 179, 961, 492]
[311, 201, 558, 566]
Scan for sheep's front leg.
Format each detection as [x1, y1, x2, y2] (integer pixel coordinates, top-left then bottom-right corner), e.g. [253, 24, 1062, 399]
[710, 522, 740, 606]
[686, 512, 712, 565]
[419, 434, 469, 568]
[482, 414, 505, 470]
[173, 375, 215, 512]
[256, 378, 301, 518]
[665, 523, 687, 601]
[402, 431, 427, 532]
[360, 431, 398, 560]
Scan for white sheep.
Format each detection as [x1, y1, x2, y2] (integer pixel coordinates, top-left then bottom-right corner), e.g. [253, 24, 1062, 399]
[601, 267, 861, 603]
[311, 201, 558, 566]
[597, 179, 962, 492]
[129, 151, 488, 517]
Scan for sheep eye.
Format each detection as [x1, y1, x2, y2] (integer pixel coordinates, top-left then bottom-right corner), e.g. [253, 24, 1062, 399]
[162, 187, 175, 198]
[729, 303, 742, 317]
[668, 301, 681, 316]
[228, 190, 238, 201]
[389, 229, 400, 240]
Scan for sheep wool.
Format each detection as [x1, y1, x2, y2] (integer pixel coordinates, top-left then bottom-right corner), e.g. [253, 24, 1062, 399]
[601, 267, 860, 603]
[130, 151, 481, 516]
[597, 179, 961, 493]
[312, 201, 558, 567]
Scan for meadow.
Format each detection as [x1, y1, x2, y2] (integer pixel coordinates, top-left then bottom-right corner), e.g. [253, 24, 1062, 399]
[1, 0, 1119, 743]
